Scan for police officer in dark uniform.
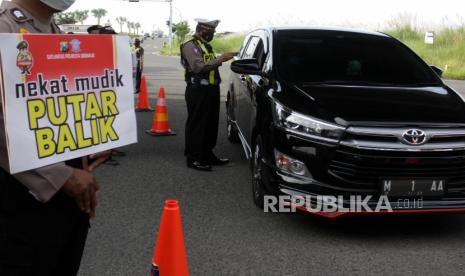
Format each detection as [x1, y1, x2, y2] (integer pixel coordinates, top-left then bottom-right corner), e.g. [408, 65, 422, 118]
[134, 38, 145, 94]
[181, 19, 235, 171]
[0, 1, 109, 275]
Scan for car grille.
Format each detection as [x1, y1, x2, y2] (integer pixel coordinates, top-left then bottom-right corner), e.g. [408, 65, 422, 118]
[326, 126, 465, 196]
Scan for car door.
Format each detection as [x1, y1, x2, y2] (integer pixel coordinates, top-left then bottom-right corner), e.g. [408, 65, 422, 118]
[235, 35, 265, 145]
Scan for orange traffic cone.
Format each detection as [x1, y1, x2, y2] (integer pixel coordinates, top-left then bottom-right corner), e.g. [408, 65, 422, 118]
[151, 200, 189, 276]
[136, 75, 153, 112]
[145, 87, 176, 136]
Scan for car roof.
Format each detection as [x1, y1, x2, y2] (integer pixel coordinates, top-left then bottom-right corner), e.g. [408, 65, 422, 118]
[256, 26, 390, 38]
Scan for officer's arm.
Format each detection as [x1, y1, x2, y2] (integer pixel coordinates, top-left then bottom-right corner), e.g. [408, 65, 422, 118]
[13, 163, 74, 203]
[183, 42, 222, 74]
[140, 48, 144, 70]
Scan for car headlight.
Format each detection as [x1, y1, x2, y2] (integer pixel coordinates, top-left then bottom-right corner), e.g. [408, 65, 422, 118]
[274, 102, 345, 142]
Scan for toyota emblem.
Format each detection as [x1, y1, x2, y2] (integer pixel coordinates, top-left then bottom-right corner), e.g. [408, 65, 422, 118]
[402, 129, 427, 145]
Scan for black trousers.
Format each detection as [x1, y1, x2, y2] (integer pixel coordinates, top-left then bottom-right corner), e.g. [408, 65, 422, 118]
[135, 68, 142, 92]
[184, 84, 220, 162]
[0, 169, 89, 276]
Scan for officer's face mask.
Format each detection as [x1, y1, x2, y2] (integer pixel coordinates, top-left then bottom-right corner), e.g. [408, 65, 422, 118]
[40, 0, 76, 11]
[201, 31, 215, 43]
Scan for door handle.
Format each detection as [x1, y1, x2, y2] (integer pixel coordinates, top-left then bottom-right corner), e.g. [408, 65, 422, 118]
[240, 75, 246, 82]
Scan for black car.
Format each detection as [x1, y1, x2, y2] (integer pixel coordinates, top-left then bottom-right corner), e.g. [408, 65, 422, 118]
[227, 27, 465, 218]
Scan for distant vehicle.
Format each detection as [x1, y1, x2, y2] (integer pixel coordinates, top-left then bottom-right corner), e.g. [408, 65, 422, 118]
[227, 27, 465, 218]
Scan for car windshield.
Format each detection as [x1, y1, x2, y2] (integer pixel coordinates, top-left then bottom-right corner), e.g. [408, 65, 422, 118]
[275, 30, 440, 86]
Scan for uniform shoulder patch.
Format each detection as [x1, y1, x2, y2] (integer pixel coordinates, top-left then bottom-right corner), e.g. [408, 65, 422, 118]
[10, 8, 28, 22]
[19, 27, 30, 34]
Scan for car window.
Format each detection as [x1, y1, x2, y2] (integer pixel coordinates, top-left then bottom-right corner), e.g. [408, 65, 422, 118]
[253, 39, 265, 68]
[275, 31, 440, 86]
[242, 36, 260, 59]
[237, 36, 250, 58]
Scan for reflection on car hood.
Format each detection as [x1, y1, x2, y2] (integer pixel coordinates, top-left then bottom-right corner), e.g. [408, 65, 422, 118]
[275, 82, 465, 126]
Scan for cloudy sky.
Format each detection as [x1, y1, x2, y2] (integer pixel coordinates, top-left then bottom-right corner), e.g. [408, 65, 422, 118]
[3, 0, 465, 33]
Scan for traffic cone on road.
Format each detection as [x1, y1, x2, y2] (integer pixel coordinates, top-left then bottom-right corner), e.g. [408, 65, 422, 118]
[136, 75, 153, 112]
[150, 200, 189, 276]
[145, 87, 176, 136]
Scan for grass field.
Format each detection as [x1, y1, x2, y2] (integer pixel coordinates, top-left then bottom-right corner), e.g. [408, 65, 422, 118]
[161, 34, 244, 56]
[162, 26, 465, 80]
[386, 26, 465, 79]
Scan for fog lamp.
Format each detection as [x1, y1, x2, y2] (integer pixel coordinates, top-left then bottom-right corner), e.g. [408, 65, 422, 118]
[275, 150, 311, 178]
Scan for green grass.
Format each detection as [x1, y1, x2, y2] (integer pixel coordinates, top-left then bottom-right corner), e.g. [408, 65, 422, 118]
[386, 26, 465, 79]
[162, 27, 465, 79]
[161, 34, 245, 56]
[161, 39, 181, 56]
[210, 35, 245, 53]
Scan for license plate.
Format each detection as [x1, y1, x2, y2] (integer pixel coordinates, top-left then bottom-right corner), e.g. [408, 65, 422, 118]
[380, 178, 446, 197]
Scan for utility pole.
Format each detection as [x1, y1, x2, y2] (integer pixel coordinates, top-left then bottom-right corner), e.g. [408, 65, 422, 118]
[168, 0, 173, 54]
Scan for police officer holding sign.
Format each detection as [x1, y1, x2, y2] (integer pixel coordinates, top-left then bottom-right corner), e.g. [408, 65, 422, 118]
[0, 0, 108, 275]
[181, 19, 235, 171]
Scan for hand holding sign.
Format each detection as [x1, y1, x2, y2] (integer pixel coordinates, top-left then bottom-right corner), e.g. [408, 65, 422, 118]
[62, 168, 99, 218]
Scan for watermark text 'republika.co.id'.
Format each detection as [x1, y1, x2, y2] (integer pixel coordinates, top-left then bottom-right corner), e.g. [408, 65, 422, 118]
[264, 195, 425, 213]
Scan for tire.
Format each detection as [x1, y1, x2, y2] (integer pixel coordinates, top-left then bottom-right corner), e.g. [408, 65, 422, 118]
[252, 136, 269, 209]
[226, 97, 240, 143]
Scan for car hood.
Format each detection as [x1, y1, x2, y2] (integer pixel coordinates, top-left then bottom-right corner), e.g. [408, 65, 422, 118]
[274, 82, 465, 126]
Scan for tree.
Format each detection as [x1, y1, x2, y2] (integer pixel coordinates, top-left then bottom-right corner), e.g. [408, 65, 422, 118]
[73, 10, 89, 25]
[54, 12, 77, 25]
[115, 17, 127, 33]
[126, 21, 137, 35]
[91, 8, 107, 25]
[134, 23, 141, 35]
[174, 21, 191, 43]
[126, 21, 132, 34]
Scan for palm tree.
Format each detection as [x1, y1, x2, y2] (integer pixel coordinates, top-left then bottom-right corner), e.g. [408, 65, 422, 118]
[115, 16, 127, 33]
[91, 8, 107, 25]
[73, 10, 89, 25]
[134, 22, 141, 35]
[126, 21, 132, 34]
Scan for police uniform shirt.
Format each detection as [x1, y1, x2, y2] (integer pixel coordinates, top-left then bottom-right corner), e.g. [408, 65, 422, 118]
[136, 46, 144, 69]
[0, 1, 73, 202]
[181, 39, 222, 75]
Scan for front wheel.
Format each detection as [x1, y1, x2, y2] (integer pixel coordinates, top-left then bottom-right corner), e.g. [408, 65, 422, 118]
[226, 97, 240, 143]
[252, 136, 270, 209]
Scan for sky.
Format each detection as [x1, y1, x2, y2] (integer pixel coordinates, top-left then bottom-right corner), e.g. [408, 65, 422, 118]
[2, 0, 465, 34]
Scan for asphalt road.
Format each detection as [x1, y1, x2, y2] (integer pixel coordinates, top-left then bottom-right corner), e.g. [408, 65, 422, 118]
[80, 38, 465, 276]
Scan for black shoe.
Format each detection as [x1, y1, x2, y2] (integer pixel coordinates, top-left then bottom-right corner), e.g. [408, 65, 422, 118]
[187, 160, 212, 171]
[210, 157, 230, 166]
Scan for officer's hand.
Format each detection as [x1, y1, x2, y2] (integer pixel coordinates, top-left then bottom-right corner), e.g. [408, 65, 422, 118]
[220, 52, 235, 62]
[62, 169, 99, 218]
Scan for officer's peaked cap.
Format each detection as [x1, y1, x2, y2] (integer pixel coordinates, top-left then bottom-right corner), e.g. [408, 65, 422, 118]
[17, 41, 28, 49]
[195, 18, 220, 29]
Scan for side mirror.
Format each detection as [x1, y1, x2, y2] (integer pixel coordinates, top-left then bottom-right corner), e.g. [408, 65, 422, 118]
[230, 59, 263, 76]
[430, 65, 443, 78]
